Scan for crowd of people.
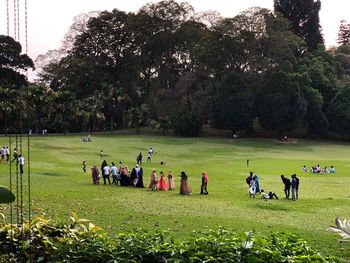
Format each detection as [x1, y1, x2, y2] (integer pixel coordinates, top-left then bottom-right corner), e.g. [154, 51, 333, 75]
[0, 145, 24, 173]
[302, 164, 335, 173]
[246, 172, 300, 201]
[85, 148, 209, 196]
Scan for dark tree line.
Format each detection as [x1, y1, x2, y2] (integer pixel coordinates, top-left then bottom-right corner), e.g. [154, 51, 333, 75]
[2, 0, 350, 138]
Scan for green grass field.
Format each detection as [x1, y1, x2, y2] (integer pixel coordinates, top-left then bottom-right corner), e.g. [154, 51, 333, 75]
[0, 133, 350, 259]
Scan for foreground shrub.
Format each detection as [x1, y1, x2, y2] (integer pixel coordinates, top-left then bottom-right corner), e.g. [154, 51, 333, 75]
[0, 213, 338, 262]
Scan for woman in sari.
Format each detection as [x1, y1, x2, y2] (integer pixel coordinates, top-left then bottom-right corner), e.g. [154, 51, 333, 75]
[148, 169, 158, 190]
[179, 171, 192, 195]
[167, 170, 175, 190]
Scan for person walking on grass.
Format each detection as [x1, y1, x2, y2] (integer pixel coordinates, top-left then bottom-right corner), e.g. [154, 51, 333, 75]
[91, 165, 100, 184]
[291, 174, 299, 200]
[101, 160, 111, 185]
[5, 146, 10, 163]
[111, 162, 118, 185]
[281, 175, 291, 199]
[200, 171, 209, 195]
[167, 170, 175, 190]
[136, 152, 142, 165]
[82, 161, 87, 172]
[12, 147, 18, 163]
[179, 171, 192, 195]
[18, 154, 25, 174]
[0, 146, 5, 164]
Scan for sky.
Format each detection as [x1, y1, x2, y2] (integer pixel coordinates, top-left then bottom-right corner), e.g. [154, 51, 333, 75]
[1, 0, 350, 66]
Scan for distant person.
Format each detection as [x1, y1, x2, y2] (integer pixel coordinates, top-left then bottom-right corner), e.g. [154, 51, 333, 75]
[111, 162, 118, 185]
[249, 177, 256, 198]
[82, 161, 87, 172]
[246, 159, 249, 167]
[158, 171, 168, 191]
[5, 146, 10, 163]
[18, 154, 25, 174]
[246, 172, 253, 187]
[130, 168, 137, 187]
[167, 170, 175, 190]
[330, 166, 336, 173]
[136, 167, 145, 188]
[135, 164, 141, 186]
[148, 170, 158, 191]
[302, 165, 307, 172]
[323, 167, 328, 173]
[179, 171, 192, 195]
[101, 160, 111, 185]
[316, 164, 321, 173]
[292, 174, 299, 200]
[12, 147, 18, 163]
[260, 189, 278, 200]
[0, 146, 5, 164]
[147, 152, 152, 163]
[100, 150, 104, 159]
[148, 147, 155, 156]
[91, 165, 100, 184]
[281, 175, 291, 199]
[136, 152, 143, 165]
[200, 171, 209, 195]
[253, 175, 261, 194]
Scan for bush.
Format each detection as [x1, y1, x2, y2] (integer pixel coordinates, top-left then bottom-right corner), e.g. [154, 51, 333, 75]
[0, 213, 338, 262]
[170, 107, 202, 137]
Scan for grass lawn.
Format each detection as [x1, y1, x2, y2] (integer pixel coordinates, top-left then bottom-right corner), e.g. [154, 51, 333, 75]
[0, 133, 350, 259]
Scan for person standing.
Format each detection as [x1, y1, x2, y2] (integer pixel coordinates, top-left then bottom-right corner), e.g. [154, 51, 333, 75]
[158, 171, 168, 191]
[246, 172, 253, 188]
[100, 150, 104, 159]
[0, 146, 5, 164]
[136, 167, 145, 188]
[91, 165, 100, 184]
[101, 160, 110, 185]
[18, 154, 25, 174]
[137, 153, 143, 165]
[82, 161, 87, 172]
[253, 175, 261, 194]
[293, 174, 299, 200]
[111, 162, 118, 185]
[179, 171, 192, 195]
[147, 152, 152, 163]
[167, 170, 175, 190]
[5, 146, 10, 163]
[291, 174, 297, 201]
[148, 170, 158, 190]
[12, 147, 18, 163]
[281, 175, 291, 199]
[200, 171, 209, 195]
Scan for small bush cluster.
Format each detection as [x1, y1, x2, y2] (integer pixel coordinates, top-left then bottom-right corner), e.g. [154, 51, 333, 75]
[0, 213, 337, 262]
[171, 108, 202, 137]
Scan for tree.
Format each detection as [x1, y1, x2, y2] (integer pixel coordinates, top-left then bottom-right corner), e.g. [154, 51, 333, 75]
[210, 73, 254, 133]
[170, 107, 202, 137]
[337, 20, 350, 45]
[128, 104, 149, 134]
[257, 72, 307, 136]
[326, 84, 350, 140]
[274, 0, 324, 52]
[0, 35, 34, 87]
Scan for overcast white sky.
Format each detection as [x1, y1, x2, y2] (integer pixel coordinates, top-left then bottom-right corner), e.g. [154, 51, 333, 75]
[1, 0, 350, 62]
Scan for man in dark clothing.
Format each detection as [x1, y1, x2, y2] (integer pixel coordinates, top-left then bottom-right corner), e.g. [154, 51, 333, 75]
[292, 174, 299, 200]
[281, 175, 291, 199]
[246, 172, 253, 187]
[137, 152, 142, 165]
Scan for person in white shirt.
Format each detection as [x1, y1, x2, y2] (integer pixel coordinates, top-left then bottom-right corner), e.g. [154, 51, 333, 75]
[111, 162, 118, 185]
[18, 154, 25, 174]
[5, 146, 10, 163]
[260, 189, 278, 200]
[0, 146, 6, 164]
[103, 164, 111, 185]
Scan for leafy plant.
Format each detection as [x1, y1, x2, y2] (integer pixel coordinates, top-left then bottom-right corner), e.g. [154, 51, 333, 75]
[0, 186, 15, 204]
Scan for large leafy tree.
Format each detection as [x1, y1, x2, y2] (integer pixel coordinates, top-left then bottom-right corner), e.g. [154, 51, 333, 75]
[327, 84, 350, 139]
[257, 72, 307, 136]
[274, 0, 324, 52]
[0, 35, 34, 87]
[210, 73, 254, 133]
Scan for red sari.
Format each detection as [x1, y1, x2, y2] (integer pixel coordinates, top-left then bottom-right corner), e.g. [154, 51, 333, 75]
[158, 175, 168, 191]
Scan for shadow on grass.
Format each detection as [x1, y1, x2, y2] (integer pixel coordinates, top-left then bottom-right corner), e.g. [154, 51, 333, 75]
[253, 202, 291, 211]
[41, 172, 63, 176]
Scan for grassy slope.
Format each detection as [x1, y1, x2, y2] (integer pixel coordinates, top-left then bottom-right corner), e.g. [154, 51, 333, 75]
[0, 134, 349, 259]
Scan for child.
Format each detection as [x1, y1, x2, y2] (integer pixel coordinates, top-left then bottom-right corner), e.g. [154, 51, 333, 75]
[200, 171, 209, 195]
[82, 161, 87, 172]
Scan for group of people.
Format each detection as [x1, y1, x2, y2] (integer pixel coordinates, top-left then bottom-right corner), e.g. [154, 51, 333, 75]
[89, 160, 145, 188]
[147, 170, 209, 195]
[0, 146, 24, 173]
[302, 164, 335, 173]
[246, 172, 300, 201]
[281, 174, 299, 201]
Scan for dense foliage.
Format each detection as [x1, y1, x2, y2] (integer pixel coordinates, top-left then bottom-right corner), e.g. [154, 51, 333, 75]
[0, 213, 337, 262]
[2, 0, 350, 138]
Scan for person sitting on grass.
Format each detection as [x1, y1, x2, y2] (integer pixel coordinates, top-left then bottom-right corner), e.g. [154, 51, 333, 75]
[330, 166, 336, 173]
[302, 165, 307, 172]
[260, 189, 278, 200]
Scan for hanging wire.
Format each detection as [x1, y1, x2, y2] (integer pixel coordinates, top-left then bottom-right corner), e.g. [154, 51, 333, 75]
[6, 0, 10, 36]
[17, 0, 20, 42]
